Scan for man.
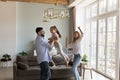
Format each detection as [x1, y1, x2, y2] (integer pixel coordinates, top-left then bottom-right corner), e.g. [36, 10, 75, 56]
[35, 27, 54, 80]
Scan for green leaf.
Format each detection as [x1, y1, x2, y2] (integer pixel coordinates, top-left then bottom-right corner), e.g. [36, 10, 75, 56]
[18, 51, 28, 56]
[82, 54, 88, 62]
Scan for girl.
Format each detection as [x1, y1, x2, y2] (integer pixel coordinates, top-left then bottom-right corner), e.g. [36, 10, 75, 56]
[67, 27, 83, 80]
[49, 26, 70, 67]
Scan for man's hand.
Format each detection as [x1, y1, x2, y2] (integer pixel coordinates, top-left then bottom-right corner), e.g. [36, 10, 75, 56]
[48, 38, 53, 42]
[49, 39, 54, 48]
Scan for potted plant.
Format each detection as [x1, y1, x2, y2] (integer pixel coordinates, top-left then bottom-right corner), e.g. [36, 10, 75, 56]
[18, 51, 28, 56]
[82, 54, 88, 65]
[2, 53, 11, 61]
[82, 54, 88, 62]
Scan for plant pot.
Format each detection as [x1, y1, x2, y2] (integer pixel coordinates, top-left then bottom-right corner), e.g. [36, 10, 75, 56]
[5, 57, 9, 61]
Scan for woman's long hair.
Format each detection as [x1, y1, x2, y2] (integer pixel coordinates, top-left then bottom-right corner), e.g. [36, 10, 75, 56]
[73, 31, 80, 42]
[50, 26, 61, 38]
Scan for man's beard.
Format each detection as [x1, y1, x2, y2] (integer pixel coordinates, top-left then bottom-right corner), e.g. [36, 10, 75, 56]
[41, 34, 44, 37]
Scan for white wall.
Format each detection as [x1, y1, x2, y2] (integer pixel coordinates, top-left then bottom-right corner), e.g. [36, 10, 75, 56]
[16, 2, 70, 54]
[0, 1, 16, 62]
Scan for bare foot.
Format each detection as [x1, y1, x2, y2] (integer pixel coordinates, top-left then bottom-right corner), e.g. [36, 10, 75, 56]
[52, 65, 56, 68]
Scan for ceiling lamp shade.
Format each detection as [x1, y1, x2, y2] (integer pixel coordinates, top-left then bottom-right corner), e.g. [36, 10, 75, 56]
[43, 7, 69, 22]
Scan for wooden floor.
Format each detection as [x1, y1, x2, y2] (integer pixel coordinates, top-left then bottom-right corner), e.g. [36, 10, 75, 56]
[0, 67, 110, 80]
[0, 67, 13, 80]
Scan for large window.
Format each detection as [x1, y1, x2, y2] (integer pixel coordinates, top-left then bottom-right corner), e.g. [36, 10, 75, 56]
[98, 19, 106, 73]
[91, 21, 97, 69]
[86, 7, 91, 19]
[106, 16, 117, 78]
[108, 0, 117, 12]
[99, 0, 107, 14]
[91, 3, 97, 17]
[84, 0, 119, 79]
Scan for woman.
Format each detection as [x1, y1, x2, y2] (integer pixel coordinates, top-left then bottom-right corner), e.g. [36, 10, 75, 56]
[67, 26, 83, 80]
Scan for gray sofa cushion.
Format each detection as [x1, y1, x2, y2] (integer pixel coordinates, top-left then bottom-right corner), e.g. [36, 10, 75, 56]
[52, 55, 66, 65]
[52, 54, 74, 65]
[27, 56, 38, 66]
[17, 66, 40, 76]
[17, 56, 39, 67]
[17, 62, 29, 70]
[17, 56, 28, 64]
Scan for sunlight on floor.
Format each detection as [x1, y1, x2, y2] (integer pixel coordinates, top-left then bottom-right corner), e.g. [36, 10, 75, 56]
[81, 71, 110, 80]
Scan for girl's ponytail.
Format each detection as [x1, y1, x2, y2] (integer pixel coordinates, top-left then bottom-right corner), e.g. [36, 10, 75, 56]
[57, 30, 61, 38]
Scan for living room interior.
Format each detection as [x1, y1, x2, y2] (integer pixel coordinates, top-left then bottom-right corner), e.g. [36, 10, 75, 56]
[0, 0, 120, 80]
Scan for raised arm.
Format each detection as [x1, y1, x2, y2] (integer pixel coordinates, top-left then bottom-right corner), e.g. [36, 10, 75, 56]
[78, 26, 83, 36]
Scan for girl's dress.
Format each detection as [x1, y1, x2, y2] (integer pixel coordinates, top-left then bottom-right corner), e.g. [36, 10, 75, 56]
[50, 33, 69, 65]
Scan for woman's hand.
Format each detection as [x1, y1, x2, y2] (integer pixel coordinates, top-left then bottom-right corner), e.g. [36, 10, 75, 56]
[78, 26, 81, 30]
[78, 26, 83, 35]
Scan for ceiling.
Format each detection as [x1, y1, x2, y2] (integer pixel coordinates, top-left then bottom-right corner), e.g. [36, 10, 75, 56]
[0, 0, 69, 5]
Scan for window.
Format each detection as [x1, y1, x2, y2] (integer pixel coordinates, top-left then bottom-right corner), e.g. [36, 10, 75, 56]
[86, 7, 91, 19]
[91, 3, 97, 17]
[91, 21, 97, 69]
[98, 19, 106, 73]
[108, 0, 117, 11]
[99, 0, 107, 14]
[106, 16, 117, 78]
[83, 23, 91, 60]
[83, 0, 119, 79]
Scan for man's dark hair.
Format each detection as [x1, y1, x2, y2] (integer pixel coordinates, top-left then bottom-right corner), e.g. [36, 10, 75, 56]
[36, 27, 43, 34]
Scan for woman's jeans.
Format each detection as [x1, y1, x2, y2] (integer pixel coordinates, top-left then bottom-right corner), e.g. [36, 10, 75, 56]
[40, 61, 51, 80]
[72, 54, 81, 80]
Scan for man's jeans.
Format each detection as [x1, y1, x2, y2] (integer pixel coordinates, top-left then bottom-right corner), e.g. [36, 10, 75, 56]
[40, 61, 51, 80]
[72, 54, 81, 80]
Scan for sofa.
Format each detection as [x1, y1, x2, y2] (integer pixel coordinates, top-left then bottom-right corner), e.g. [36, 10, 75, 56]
[13, 54, 82, 80]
